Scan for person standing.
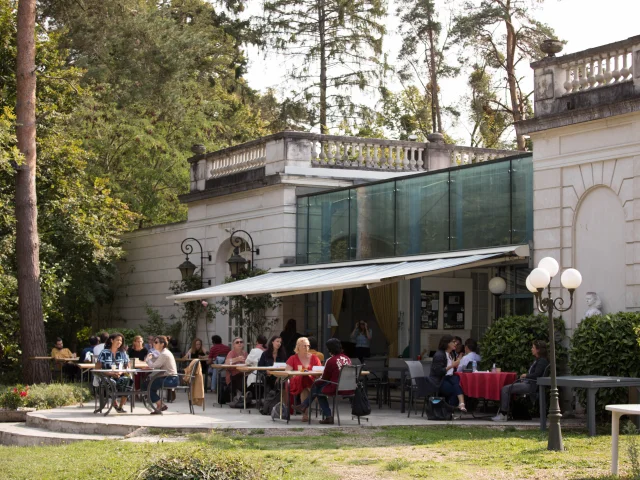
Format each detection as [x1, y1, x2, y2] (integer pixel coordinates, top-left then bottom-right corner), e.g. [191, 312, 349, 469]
[350, 321, 372, 361]
[280, 318, 302, 358]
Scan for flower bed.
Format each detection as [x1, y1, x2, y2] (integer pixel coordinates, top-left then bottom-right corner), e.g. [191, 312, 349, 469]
[0, 383, 92, 421]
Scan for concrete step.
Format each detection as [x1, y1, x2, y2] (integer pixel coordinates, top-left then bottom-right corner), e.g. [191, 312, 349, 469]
[27, 412, 140, 436]
[0, 422, 122, 446]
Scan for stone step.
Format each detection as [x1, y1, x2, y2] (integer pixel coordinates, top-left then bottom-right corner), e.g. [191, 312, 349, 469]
[27, 411, 140, 436]
[0, 422, 122, 446]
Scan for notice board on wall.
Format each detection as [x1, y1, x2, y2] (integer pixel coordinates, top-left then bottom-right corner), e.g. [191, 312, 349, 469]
[443, 291, 465, 329]
[420, 291, 439, 329]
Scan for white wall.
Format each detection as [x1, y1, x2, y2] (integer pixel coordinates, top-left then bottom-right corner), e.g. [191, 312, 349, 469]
[530, 111, 640, 332]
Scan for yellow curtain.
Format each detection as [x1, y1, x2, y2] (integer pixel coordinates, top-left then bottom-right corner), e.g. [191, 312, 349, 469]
[331, 289, 343, 336]
[369, 284, 398, 357]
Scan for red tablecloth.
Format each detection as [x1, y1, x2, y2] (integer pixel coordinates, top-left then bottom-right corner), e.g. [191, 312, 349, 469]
[455, 372, 517, 401]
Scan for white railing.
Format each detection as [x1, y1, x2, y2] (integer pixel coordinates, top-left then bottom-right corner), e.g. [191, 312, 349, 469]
[561, 49, 633, 94]
[208, 142, 266, 178]
[188, 132, 516, 192]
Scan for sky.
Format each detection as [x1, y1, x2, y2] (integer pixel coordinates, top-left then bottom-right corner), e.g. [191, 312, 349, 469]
[244, 0, 640, 143]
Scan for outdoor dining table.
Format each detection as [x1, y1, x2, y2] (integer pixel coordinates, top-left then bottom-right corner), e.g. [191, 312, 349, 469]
[236, 365, 287, 412]
[455, 371, 518, 401]
[30, 356, 81, 382]
[269, 370, 323, 423]
[92, 368, 166, 416]
[538, 375, 640, 437]
[78, 363, 95, 388]
[210, 363, 248, 406]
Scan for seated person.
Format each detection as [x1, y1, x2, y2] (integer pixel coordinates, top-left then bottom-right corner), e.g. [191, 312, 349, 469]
[128, 335, 149, 362]
[285, 337, 321, 422]
[207, 335, 231, 393]
[308, 336, 325, 363]
[457, 338, 482, 372]
[82, 337, 98, 362]
[143, 335, 178, 414]
[96, 332, 132, 413]
[453, 336, 464, 360]
[51, 337, 80, 381]
[294, 338, 351, 425]
[254, 335, 268, 351]
[259, 335, 288, 389]
[168, 337, 182, 357]
[224, 337, 247, 399]
[492, 340, 549, 422]
[428, 335, 466, 412]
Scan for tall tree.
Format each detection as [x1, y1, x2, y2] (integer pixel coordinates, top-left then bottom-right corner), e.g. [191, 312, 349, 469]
[15, 0, 49, 383]
[260, 0, 387, 133]
[396, 0, 457, 134]
[453, 0, 557, 150]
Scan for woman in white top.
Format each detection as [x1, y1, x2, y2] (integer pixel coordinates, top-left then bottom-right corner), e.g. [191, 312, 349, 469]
[144, 335, 178, 414]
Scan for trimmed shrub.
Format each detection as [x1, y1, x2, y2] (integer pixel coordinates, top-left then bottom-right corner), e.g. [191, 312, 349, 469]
[24, 383, 91, 409]
[136, 448, 266, 480]
[569, 312, 640, 417]
[479, 314, 567, 374]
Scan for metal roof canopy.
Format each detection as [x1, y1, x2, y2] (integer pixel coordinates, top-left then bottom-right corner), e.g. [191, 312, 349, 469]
[167, 244, 529, 303]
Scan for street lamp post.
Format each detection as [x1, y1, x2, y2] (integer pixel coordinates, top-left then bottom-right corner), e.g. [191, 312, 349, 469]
[526, 258, 582, 451]
[227, 230, 259, 277]
[178, 238, 212, 286]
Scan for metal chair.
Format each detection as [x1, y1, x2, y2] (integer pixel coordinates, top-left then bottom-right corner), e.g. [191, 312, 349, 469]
[387, 358, 408, 408]
[149, 366, 198, 415]
[405, 361, 439, 418]
[308, 364, 362, 426]
[363, 357, 388, 408]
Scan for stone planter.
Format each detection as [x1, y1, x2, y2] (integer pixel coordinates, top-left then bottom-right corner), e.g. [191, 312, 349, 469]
[0, 408, 35, 422]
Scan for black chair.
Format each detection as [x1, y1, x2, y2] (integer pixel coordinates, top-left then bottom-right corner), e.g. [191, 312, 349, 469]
[405, 361, 439, 418]
[362, 358, 388, 408]
[308, 364, 362, 426]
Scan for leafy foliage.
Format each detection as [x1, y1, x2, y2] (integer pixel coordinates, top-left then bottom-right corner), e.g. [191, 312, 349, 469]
[0, 383, 90, 410]
[136, 447, 265, 480]
[0, 384, 28, 409]
[479, 314, 566, 374]
[570, 312, 640, 417]
[169, 274, 218, 349]
[216, 269, 280, 344]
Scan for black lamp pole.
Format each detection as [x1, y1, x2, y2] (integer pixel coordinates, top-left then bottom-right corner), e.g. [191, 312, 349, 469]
[229, 230, 259, 272]
[180, 238, 211, 287]
[534, 284, 575, 451]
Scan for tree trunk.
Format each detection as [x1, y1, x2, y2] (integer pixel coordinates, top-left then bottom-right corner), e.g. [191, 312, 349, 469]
[504, 2, 525, 150]
[426, 4, 441, 133]
[318, 0, 327, 134]
[15, 0, 50, 384]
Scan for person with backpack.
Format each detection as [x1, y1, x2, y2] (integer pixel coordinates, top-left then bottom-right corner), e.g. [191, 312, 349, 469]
[293, 338, 351, 425]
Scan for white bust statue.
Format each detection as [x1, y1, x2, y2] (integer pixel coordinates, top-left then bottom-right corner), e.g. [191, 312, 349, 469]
[585, 292, 603, 318]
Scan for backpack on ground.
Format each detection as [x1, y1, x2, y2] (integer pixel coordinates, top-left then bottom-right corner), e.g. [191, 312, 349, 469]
[271, 402, 290, 421]
[261, 389, 280, 415]
[228, 393, 244, 409]
[510, 396, 532, 420]
[351, 383, 371, 418]
[426, 397, 454, 421]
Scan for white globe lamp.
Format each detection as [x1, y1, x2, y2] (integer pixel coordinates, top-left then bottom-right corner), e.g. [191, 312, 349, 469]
[538, 257, 560, 278]
[561, 268, 582, 290]
[529, 267, 551, 290]
[488, 277, 507, 296]
[525, 276, 537, 293]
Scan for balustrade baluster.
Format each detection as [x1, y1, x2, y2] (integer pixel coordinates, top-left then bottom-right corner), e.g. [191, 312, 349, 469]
[409, 147, 416, 171]
[587, 57, 596, 88]
[332, 142, 340, 166]
[373, 144, 380, 169]
[416, 148, 425, 171]
[595, 56, 605, 86]
[357, 143, 364, 167]
[342, 142, 350, 166]
[563, 65, 572, 93]
[571, 63, 581, 92]
[579, 62, 589, 90]
[311, 140, 319, 165]
[603, 54, 613, 84]
[364, 144, 372, 167]
[319, 141, 327, 165]
[381, 145, 389, 169]
[621, 49, 630, 79]
[613, 52, 621, 82]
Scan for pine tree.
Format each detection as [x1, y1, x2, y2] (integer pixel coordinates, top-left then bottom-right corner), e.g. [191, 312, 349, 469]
[260, 0, 387, 133]
[453, 0, 558, 150]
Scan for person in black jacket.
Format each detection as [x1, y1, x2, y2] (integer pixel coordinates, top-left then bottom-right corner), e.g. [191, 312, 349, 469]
[492, 339, 550, 422]
[259, 335, 288, 389]
[428, 334, 467, 412]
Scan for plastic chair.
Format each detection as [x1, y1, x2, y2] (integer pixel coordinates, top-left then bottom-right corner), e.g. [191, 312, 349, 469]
[405, 361, 439, 418]
[308, 365, 361, 426]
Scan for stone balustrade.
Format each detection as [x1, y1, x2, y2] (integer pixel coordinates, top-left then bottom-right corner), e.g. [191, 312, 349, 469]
[188, 131, 515, 192]
[529, 35, 640, 119]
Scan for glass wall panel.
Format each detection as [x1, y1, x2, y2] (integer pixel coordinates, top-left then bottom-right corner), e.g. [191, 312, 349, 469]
[307, 190, 350, 263]
[450, 161, 511, 250]
[396, 171, 450, 255]
[350, 182, 396, 259]
[296, 197, 308, 265]
[511, 156, 534, 244]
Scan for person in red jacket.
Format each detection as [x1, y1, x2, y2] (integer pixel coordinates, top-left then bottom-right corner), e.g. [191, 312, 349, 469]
[294, 338, 351, 425]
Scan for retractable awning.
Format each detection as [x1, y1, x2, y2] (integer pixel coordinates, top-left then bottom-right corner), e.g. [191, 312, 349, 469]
[167, 244, 529, 303]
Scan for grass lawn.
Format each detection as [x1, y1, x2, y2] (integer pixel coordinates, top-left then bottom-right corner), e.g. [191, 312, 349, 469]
[0, 425, 636, 479]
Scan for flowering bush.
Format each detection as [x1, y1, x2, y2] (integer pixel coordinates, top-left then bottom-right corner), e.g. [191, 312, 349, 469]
[0, 385, 29, 410]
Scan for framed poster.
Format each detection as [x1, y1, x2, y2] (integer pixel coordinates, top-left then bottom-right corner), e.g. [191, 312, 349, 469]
[420, 291, 439, 329]
[443, 291, 465, 329]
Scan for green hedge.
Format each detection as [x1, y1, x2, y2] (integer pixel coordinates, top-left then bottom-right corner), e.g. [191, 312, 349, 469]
[569, 312, 640, 418]
[479, 314, 567, 374]
[136, 448, 265, 480]
[0, 383, 92, 410]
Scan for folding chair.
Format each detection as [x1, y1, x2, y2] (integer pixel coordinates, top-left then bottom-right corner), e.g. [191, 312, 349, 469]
[405, 361, 439, 418]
